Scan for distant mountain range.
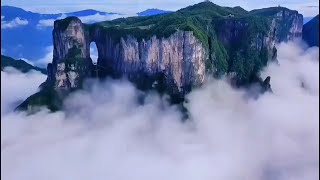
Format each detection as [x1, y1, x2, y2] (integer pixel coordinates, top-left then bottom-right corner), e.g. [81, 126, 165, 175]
[1, 6, 172, 62]
[1, 54, 46, 74]
[1, 6, 118, 20]
[137, 8, 172, 16]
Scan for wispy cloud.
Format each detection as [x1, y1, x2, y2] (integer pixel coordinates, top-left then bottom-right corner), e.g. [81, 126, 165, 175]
[78, 13, 134, 23]
[36, 13, 132, 28]
[36, 14, 66, 28]
[1, 17, 29, 29]
[1, 68, 46, 115]
[33, 46, 53, 67]
[303, 5, 319, 8]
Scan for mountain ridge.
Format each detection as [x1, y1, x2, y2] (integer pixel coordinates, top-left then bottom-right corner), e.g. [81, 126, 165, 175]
[1, 6, 167, 61]
[16, 2, 303, 112]
[1, 55, 47, 74]
[137, 8, 172, 16]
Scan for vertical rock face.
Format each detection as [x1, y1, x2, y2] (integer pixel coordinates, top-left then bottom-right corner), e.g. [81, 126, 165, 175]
[273, 9, 303, 41]
[50, 18, 207, 96]
[17, 3, 306, 112]
[50, 17, 93, 91]
[93, 30, 206, 95]
[213, 8, 303, 84]
[53, 17, 90, 61]
[215, 18, 277, 60]
[47, 7, 303, 97]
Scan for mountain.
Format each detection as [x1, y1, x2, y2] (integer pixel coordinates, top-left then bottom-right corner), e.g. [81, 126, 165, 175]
[137, 9, 172, 16]
[17, 2, 303, 112]
[65, 9, 118, 16]
[302, 15, 319, 47]
[1, 6, 173, 61]
[1, 55, 46, 74]
[1, 6, 121, 61]
[1, 6, 117, 21]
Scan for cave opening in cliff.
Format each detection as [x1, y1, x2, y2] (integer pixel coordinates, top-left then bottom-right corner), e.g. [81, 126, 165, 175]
[90, 42, 98, 64]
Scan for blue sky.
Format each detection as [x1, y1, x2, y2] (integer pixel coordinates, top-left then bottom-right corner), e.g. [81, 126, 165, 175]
[1, 0, 319, 16]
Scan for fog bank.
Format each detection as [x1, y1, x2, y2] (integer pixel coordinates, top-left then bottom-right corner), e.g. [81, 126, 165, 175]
[1, 41, 319, 180]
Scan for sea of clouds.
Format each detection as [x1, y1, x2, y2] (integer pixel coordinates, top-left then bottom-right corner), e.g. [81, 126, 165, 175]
[1, 41, 319, 180]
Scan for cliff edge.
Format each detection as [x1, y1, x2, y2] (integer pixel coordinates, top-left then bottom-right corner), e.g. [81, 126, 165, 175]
[17, 2, 303, 112]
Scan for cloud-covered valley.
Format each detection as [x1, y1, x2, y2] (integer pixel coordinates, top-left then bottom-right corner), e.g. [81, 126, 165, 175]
[1, 41, 319, 180]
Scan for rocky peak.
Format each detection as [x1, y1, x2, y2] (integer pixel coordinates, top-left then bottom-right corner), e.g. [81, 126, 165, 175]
[53, 17, 90, 62]
[249, 7, 303, 42]
[50, 17, 93, 91]
[17, 4, 304, 111]
[47, 5, 303, 96]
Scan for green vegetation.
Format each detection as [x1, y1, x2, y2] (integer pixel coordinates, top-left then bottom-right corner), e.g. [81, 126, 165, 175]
[15, 87, 62, 113]
[212, 15, 271, 82]
[53, 1, 296, 85]
[87, 2, 272, 80]
[228, 6, 248, 14]
[55, 16, 81, 31]
[248, 6, 292, 16]
[1, 55, 47, 74]
[15, 46, 93, 113]
[86, 2, 249, 47]
[16, 2, 299, 113]
[63, 46, 93, 89]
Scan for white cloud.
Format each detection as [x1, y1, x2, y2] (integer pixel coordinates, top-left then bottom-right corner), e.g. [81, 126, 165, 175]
[1, 41, 319, 180]
[1, 15, 4, 20]
[36, 14, 66, 28]
[1, 68, 46, 115]
[36, 13, 130, 28]
[36, 19, 55, 28]
[33, 46, 53, 67]
[1, 17, 29, 29]
[79, 13, 134, 23]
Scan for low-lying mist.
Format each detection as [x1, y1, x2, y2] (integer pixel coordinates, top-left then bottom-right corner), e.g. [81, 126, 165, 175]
[1, 41, 319, 180]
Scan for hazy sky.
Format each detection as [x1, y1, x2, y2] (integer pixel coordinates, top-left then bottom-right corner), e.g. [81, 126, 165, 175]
[1, 0, 319, 16]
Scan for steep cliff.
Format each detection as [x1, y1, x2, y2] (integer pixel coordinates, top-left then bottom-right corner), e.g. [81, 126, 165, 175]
[92, 30, 206, 96]
[249, 7, 303, 42]
[17, 2, 303, 111]
[51, 17, 93, 91]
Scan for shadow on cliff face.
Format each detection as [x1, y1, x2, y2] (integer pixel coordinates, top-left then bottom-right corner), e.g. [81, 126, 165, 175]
[1, 41, 319, 180]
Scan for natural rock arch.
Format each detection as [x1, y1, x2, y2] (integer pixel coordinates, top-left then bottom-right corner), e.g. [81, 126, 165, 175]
[89, 42, 98, 64]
